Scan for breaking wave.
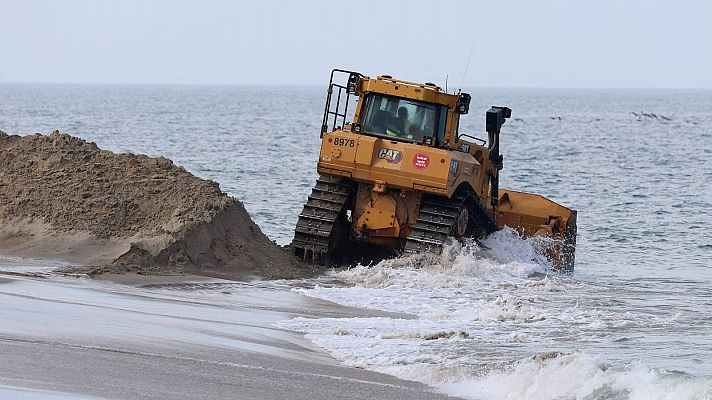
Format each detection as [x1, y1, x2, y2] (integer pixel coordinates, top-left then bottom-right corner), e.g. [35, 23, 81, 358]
[277, 228, 712, 399]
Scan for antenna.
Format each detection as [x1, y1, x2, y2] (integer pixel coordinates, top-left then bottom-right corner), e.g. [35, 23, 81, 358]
[458, 42, 475, 92]
[445, 74, 448, 93]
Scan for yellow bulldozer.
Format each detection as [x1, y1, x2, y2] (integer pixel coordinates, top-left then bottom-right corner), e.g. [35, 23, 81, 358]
[292, 69, 577, 271]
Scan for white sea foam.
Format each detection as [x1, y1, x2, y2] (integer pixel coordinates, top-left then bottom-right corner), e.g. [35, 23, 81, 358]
[278, 314, 712, 399]
[442, 352, 712, 400]
[278, 228, 712, 399]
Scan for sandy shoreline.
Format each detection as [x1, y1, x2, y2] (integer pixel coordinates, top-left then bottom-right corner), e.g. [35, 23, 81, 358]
[0, 130, 446, 398]
[0, 259, 456, 400]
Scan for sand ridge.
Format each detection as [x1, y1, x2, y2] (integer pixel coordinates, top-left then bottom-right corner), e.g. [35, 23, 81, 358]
[0, 130, 318, 279]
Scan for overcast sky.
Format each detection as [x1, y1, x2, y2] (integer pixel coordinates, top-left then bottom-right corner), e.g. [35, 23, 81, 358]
[1, 0, 710, 88]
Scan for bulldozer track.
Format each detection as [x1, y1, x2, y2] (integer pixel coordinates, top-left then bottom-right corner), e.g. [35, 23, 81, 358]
[403, 193, 497, 256]
[291, 174, 352, 265]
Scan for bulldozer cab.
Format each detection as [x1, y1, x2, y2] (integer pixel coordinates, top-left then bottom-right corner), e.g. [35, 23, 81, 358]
[321, 69, 474, 151]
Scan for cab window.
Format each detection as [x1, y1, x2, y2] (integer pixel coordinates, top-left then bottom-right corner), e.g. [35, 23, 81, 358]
[361, 93, 441, 143]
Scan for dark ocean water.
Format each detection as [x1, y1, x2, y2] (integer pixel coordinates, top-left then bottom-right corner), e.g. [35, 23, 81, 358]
[1, 84, 711, 399]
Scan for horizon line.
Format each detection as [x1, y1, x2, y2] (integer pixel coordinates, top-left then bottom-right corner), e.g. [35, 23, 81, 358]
[1, 81, 711, 91]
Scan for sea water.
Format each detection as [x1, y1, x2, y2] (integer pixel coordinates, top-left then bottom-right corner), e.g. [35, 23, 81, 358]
[1, 84, 711, 399]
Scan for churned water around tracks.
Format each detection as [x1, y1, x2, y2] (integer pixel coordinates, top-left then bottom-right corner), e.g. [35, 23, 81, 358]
[1, 84, 711, 399]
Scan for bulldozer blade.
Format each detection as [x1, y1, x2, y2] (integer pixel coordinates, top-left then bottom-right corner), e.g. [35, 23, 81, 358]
[496, 189, 577, 272]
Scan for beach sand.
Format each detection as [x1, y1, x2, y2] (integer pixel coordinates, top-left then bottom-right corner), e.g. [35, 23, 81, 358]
[0, 130, 457, 398]
[0, 130, 321, 279]
[0, 268, 456, 400]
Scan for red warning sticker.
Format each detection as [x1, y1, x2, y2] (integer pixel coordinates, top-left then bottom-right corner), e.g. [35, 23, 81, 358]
[413, 153, 430, 170]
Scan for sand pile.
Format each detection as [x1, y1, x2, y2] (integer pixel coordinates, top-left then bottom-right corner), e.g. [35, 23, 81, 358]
[0, 130, 314, 279]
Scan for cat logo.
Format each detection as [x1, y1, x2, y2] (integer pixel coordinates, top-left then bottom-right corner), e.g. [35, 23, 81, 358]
[377, 148, 402, 164]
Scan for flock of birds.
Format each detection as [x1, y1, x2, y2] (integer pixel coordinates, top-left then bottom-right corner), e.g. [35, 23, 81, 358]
[629, 111, 673, 121]
[508, 112, 698, 125]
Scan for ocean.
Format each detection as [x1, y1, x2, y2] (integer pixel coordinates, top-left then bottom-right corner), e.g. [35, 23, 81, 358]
[1, 83, 711, 399]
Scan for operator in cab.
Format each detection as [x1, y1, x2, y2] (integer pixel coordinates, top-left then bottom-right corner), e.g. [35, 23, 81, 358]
[386, 107, 414, 139]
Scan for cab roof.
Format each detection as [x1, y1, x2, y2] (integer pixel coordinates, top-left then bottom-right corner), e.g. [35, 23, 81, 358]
[356, 75, 459, 108]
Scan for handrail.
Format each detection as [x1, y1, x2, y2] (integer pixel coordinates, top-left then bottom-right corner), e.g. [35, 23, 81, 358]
[321, 69, 364, 135]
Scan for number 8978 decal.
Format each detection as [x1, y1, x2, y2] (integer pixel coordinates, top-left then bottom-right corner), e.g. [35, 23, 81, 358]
[332, 137, 355, 147]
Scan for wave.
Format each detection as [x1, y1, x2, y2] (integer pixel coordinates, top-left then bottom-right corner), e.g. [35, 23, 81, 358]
[278, 228, 712, 399]
[442, 352, 712, 400]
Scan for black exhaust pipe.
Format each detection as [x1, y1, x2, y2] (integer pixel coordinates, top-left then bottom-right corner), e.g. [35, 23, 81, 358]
[486, 106, 511, 211]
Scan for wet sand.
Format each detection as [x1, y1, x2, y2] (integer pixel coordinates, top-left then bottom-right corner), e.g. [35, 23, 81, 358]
[0, 131, 456, 398]
[0, 270, 457, 400]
